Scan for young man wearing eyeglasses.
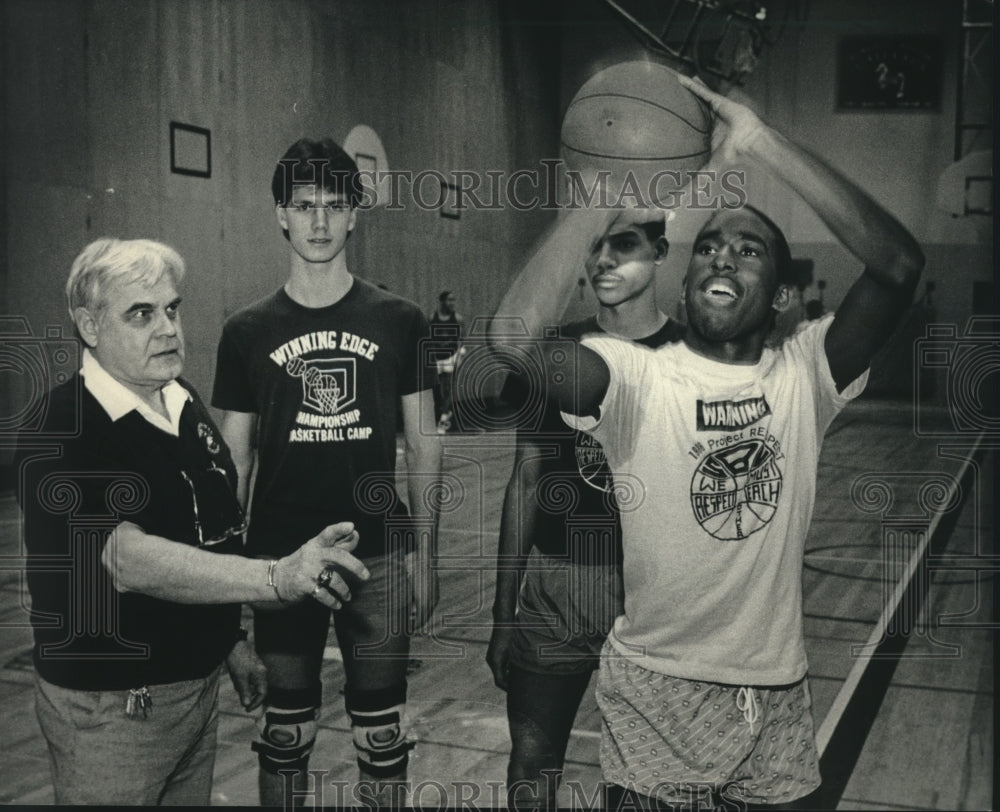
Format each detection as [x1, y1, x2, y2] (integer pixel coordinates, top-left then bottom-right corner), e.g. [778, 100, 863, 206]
[15, 238, 368, 805]
[212, 138, 442, 807]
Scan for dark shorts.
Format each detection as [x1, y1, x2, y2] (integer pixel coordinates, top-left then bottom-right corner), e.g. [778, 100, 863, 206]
[509, 549, 624, 675]
[253, 551, 411, 665]
[246, 509, 404, 561]
[596, 645, 821, 806]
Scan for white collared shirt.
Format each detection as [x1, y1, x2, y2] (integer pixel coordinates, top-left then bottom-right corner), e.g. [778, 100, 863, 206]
[80, 349, 191, 437]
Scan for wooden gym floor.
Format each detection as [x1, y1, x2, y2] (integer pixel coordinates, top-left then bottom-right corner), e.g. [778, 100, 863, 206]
[0, 398, 993, 809]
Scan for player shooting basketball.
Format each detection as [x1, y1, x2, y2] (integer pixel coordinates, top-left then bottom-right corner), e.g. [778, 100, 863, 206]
[489, 74, 924, 809]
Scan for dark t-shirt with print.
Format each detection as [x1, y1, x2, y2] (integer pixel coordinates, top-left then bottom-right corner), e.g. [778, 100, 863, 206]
[212, 278, 435, 559]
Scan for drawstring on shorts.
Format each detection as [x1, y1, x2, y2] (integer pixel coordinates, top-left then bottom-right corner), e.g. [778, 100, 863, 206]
[736, 686, 760, 736]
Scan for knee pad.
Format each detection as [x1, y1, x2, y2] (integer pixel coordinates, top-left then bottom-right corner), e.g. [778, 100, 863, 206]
[252, 684, 322, 775]
[344, 682, 411, 778]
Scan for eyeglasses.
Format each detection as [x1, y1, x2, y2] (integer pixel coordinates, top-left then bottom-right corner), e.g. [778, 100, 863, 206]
[285, 202, 352, 213]
[179, 464, 248, 547]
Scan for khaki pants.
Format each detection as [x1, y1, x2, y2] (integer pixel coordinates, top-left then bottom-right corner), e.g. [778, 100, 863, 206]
[34, 667, 221, 805]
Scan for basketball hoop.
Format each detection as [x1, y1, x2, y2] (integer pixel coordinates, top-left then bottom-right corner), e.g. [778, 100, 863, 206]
[600, 0, 807, 86]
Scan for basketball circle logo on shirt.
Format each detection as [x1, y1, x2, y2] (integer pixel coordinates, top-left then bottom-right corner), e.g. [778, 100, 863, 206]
[575, 433, 613, 492]
[690, 438, 782, 540]
[285, 356, 357, 415]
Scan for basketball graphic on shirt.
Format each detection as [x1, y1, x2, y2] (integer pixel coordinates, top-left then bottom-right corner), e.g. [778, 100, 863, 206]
[286, 356, 356, 415]
[690, 439, 782, 540]
[575, 432, 613, 492]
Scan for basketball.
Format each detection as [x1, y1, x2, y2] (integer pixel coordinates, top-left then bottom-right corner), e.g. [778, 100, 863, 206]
[561, 61, 711, 199]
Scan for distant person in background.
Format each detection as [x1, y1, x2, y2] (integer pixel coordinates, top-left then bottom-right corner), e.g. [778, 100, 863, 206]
[806, 279, 826, 320]
[429, 290, 466, 433]
[805, 299, 825, 320]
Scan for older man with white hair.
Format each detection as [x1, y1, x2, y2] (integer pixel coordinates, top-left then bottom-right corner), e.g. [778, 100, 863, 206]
[15, 238, 368, 805]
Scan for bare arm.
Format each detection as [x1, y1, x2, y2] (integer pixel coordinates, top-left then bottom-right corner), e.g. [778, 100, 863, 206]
[102, 521, 369, 610]
[226, 638, 268, 711]
[401, 388, 443, 630]
[488, 207, 616, 415]
[751, 128, 924, 390]
[219, 410, 258, 509]
[493, 442, 543, 619]
[487, 438, 546, 689]
[401, 388, 442, 527]
[212, 408, 269, 710]
[679, 75, 924, 390]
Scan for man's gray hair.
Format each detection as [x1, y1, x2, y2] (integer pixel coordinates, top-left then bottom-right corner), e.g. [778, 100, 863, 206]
[65, 238, 186, 316]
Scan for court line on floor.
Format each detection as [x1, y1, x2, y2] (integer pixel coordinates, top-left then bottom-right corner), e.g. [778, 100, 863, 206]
[808, 671, 992, 697]
[814, 433, 983, 753]
[808, 435, 984, 810]
[837, 796, 941, 812]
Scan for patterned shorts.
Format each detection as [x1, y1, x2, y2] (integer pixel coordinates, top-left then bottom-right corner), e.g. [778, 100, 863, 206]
[596, 644, 821, 806]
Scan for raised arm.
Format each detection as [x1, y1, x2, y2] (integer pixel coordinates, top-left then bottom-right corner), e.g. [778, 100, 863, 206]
[679, 75, 925, 390]
[488, 207, 617, 416]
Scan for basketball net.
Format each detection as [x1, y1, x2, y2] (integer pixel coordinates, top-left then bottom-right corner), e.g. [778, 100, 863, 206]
[600, 0, 803, 87]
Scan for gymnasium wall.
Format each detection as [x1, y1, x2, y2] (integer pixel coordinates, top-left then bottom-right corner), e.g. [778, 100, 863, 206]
[2, 0, 992, 432]
[1, 0, 561, 416]
[741, 0, 991, 334]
